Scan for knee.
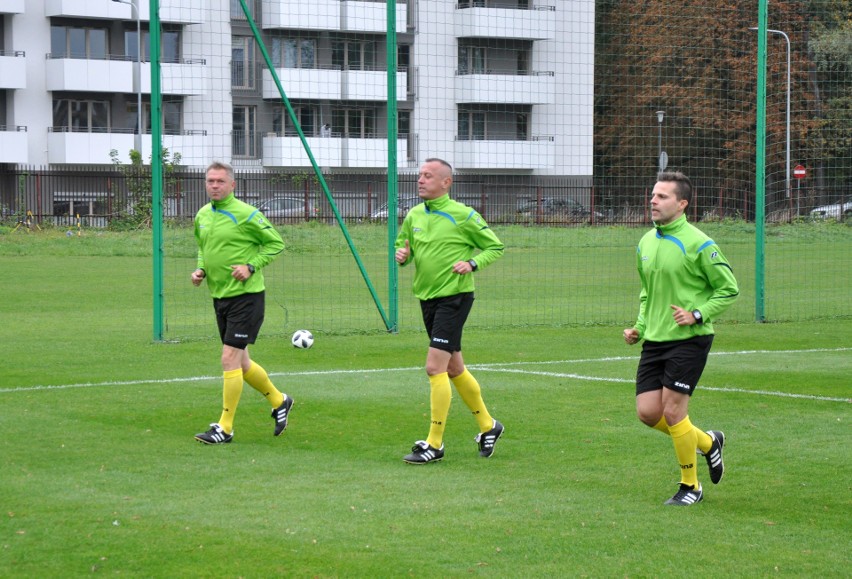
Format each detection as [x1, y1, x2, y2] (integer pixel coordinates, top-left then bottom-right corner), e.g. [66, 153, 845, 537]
[636, 408, 661, 427]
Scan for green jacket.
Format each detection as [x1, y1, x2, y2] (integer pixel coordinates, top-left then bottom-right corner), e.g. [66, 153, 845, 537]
[395, 193, 504, 301]
[633, 214, 739, 342]
[194, 193, 285, 299]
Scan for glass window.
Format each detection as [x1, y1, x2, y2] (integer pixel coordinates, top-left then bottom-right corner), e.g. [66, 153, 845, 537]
[232, 106, 257, 157]
[232, 37, 255, 88]
[89, 29, 107, 60]
[69, 28, 86, 59]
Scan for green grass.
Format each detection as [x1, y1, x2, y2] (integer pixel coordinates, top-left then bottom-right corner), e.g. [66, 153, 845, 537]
[2, 231, 850, 576]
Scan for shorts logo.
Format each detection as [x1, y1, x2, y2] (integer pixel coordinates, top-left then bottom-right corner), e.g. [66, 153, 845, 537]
[673, 381, 691, 391]
[234, 333, 248, 338]
[432, 337, 449, 344]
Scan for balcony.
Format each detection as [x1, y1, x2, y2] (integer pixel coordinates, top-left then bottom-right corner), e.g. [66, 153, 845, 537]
[262, 135, 409, 169]
[262, 68, 406, 101]
[46, 0, 205, 24]
[263, 0, 407, 32]
[454, 5, 556, 41]
[47, 130, 208, 165]
[0, 51, 26, 89]
[45, 57, 207, 96]
[0, 0, 25, 14]
[455, 72, 554, 105]
[454, 137, 554, 170]
[0, 126, 28, 164]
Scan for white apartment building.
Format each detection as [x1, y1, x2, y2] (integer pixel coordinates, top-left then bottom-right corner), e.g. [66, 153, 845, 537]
[0, 0, 593, 177]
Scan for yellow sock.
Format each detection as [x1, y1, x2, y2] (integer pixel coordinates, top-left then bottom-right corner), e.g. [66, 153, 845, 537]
[218, 368, 243, 434]
[243, 361, 285, 408]
[695, 428, 712, 454]
[426, 373, 451, 449]
[668, 416, 700, 488]
[451, 369, 494, 432]
[652, 416, 670, 435]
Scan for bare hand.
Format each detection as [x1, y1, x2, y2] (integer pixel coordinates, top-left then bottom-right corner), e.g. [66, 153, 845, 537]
[231, 264, 251, 281]
[451, 260, 475, 275]
[623, 328, 640, 345]
[395, 239, 410, 264]
[191, 269, 205, 286]
[670, 304, 697, 326]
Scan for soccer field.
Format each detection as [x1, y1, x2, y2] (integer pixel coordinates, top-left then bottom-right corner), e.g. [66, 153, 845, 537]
[3, 268, 850, 577]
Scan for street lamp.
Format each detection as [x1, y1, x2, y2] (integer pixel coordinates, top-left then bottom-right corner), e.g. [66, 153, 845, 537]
[750, 26, 791, 198]
[112, 0, 143, 155]
[655, 110, 667, 172]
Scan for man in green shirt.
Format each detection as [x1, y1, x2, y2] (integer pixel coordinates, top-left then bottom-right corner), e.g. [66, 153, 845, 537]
[624, 171, 739, 505]
[192, 161, 293, 444]
[395, 158, 505, 464]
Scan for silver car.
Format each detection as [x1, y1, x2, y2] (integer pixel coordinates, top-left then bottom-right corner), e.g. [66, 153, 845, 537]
[810, 196, 852, 220]
[257, 196, 317, 219]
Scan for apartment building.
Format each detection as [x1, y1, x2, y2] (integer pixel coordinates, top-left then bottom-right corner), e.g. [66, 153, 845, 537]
[1, 0, 593, 212]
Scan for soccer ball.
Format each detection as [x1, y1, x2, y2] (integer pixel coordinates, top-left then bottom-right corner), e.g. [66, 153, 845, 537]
[291, 329, 314, 349]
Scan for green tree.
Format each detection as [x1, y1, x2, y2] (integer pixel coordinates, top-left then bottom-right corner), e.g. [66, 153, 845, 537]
[109, 148, 183, 230]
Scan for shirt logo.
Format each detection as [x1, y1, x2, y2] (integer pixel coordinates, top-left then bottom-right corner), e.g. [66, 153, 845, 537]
[641, 256, 649, 261]
[710, 251, 718, 259]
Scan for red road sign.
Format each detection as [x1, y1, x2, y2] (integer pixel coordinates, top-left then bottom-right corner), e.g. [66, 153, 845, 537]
[793, 164, 807, 179]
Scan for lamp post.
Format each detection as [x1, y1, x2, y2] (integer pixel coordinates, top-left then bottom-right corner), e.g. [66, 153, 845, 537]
[112, 0, 142, 155]
[655, 110, 667, 172]
[750, 26, 791, 198]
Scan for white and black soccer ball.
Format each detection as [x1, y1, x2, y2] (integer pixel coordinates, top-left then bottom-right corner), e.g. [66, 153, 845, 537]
[291, 329, 314, 349]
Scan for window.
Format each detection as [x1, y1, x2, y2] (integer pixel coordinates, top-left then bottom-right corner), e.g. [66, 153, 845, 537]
[51, 26, 108, 60]
[126, 100, 181, 135]
[123, 29, 180, 63]
[458, 46, 486, 75]
[458, 111, 486, 140]
[232, 106, 257, 157]
[231, 0, 255, 20]
[331, 109, 376, 138]
[232, 37, 255, 88]
[398, 111, 410, 137]
[272, 106, 317, 136]
[332, 40, 376, 71]
[272, 38, 315, 69]
[53, 99, 110, 133]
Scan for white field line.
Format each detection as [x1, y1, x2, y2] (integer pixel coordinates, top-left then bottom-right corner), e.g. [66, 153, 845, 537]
[3, 348, 850, 403]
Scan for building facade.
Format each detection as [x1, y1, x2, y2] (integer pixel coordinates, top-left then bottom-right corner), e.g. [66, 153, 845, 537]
[1, 0, 594, 221]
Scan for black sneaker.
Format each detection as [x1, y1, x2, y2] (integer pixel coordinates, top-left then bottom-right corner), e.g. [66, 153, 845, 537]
[195, 423, 233, 445]
[700, 430, 725, 484]
[403, 441, 445, 464]
[271, 395, 294, 436]
[664, 483, 703, 506]
[475, 419, 504, 458]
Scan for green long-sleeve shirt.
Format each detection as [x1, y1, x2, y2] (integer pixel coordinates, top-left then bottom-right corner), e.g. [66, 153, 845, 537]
[395, 193, 504, 301]
[633, 214, 739, 342]
[194, 193, 285, 299]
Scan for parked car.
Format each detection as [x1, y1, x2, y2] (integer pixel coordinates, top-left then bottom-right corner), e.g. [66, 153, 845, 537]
[516, 197, 605, 221]
[810, 196, 852, 220]
[257, 196, 317, 219]
[370, 195, 422, 220]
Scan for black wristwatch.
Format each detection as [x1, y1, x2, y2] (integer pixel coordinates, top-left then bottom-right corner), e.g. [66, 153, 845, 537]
[692, 309, 703, 324]
[247, 264, 256, 275]
[468, 259, 478, 272]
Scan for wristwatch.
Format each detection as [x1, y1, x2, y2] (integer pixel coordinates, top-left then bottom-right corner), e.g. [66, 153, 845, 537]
[468, 259, 478, 272]
[692, 309, 703, 324]
[247, 264, 256, 275]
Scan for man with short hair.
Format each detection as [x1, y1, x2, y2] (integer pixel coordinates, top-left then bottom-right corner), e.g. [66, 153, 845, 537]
[192, 161, 293, 444]
[624, 171, 739, 505]
[395, 158, 506, 464]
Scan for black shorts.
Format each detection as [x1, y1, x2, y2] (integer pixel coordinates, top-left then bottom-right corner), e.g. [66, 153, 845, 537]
[213, 291, 265, 349]
[419, 292, 474, 353]
[635, 334, 714, 396]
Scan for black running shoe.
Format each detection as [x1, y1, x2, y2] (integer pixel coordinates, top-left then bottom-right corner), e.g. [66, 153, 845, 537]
[403, 441, 445, 464]
[195, 423, 233, 445]
[475, 419, 504, 458]
[664, 483, 703, 506]
[700, 430, 725, 484]
[271, 395, 294, 436]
